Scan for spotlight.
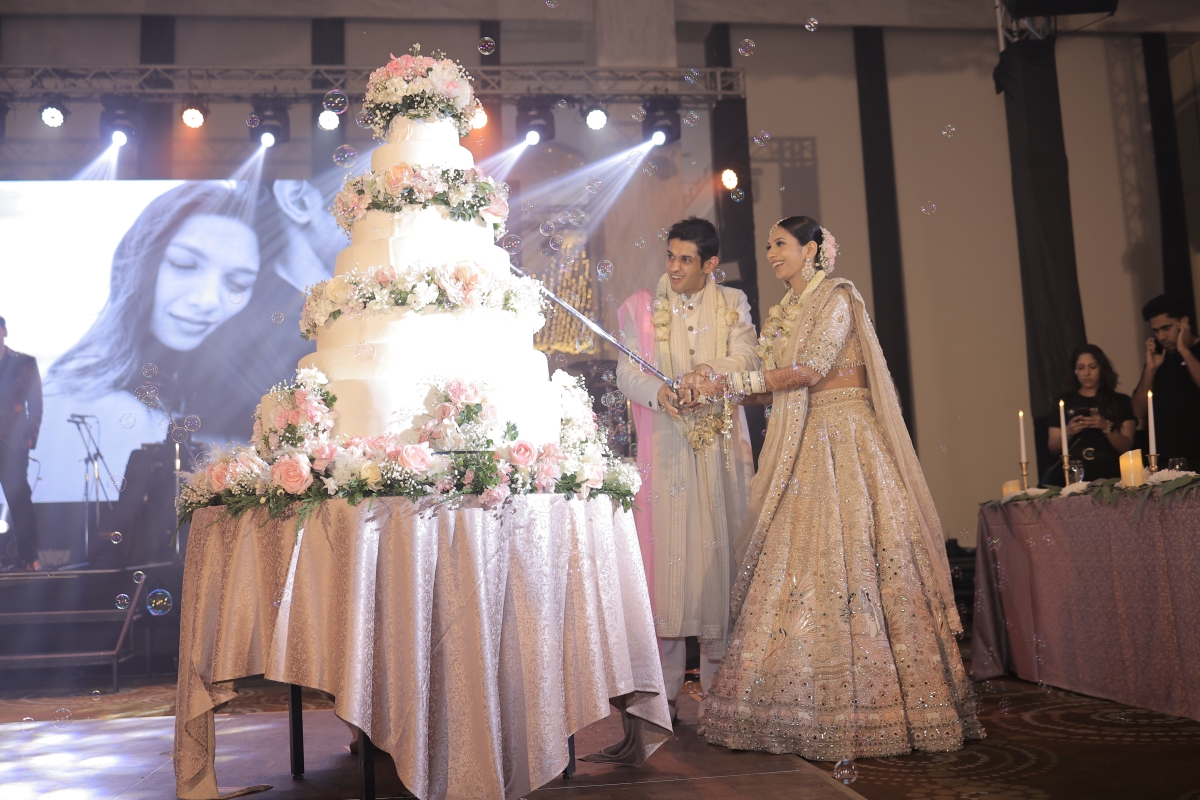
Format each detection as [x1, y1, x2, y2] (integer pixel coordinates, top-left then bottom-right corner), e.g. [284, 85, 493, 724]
[721, 169, 739, 190]
[317, 109, 340, 131]
[249, 100, 289, 146]
[40, 99, 67, 128]
[642, 97, 681, 146]
[100, 96, 139, 145]
[181, 97, 209, 129]
[516, 98, 555, 146]
[524, 130, 541, 146]
[0, 519, 8, 534]
[584, 105, 607, 130]
[471, 106, 488, 130]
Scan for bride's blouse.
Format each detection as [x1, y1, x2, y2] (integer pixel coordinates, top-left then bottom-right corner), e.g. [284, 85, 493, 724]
[793, 287, 868, 393]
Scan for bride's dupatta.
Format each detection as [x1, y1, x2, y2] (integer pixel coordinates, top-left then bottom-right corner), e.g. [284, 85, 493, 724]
[729, 275, 962, 635]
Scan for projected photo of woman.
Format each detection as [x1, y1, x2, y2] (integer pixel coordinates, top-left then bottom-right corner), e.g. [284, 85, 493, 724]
[37, 181, 313, 503]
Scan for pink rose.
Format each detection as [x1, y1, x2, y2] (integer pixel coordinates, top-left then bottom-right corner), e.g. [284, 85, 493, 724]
[482, 484, 510, 508]
[445, 379, 480, 405]
[435, 402, 457, 422]
[385, 163, 415, 194]
[293, 388, 309, 405]
[374, 267, 395, 287]
[271, 454, 313, 495]
[435, 478, 455, 494]
[508, 441, 537, 468]
[208, 462, 230, 492]
[273, 407, 290, 429]
[462, 469, 475, 486]
[539, 443, 562, 462]
[481, 404, 498, 422]
[484, 194, 509, 219]
[309, 442, 338, 473]
[534, 462, 562, 493]
[396, 444, 433, 473]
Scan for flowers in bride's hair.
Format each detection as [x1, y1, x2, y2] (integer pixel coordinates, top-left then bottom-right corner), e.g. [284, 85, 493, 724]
[818, 227, 838, 273]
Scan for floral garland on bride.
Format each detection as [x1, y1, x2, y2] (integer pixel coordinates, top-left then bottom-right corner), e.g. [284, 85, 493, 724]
[299, 262, 545, 340]
[332, 164, 509, 236]
[177, 370, 640, 526]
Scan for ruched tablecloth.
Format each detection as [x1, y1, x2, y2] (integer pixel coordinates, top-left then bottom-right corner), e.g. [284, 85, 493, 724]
[972, 494, 1200, 721]
[174, 495, 672, 800]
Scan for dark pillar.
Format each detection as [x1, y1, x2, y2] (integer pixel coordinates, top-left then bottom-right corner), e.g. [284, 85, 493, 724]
[312, 18, 346, 179]
[137, 15, 175, 179]
[993, 38, 1087, 420]
[853, 27, 916, 438]
[1143, 32, 1197, 322]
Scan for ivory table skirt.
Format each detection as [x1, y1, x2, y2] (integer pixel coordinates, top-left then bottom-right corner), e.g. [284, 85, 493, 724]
[174, 495, 672, 799]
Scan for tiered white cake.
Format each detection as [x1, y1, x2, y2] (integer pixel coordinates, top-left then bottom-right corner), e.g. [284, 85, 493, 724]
[296, 115, 562, 448]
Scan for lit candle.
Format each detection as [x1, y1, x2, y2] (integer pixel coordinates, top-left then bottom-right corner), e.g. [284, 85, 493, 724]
[1059, 399, 1069, 457]
[1147, 390, 1157, 455]
[1119, 449, 1145, 487]
[1019, 410, 1027, 463]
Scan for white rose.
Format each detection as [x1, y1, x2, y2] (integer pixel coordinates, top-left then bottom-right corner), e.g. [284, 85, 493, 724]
[325, 276, 351, 305]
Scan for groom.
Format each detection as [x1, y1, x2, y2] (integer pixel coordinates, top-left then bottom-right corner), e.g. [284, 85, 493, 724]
[616, 217, 759, 719]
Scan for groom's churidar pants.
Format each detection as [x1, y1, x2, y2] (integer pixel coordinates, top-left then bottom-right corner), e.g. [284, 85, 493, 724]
[658, 637, 719, 702]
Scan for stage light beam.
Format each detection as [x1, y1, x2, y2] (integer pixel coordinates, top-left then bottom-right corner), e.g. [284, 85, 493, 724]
[111, 130, 128, 147]
[261, 132, 277, 148]
[650, 130, 666, 146]
[525, 130, 541, 146]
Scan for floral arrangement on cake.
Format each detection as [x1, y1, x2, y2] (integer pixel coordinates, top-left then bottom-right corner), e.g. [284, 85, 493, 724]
[333, 164, 509, 236]
[357, 45, 482, 139]
[299, 262, 545, 340]
[177, 370, 640, 525]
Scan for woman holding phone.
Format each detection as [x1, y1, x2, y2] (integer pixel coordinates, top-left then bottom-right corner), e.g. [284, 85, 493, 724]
[1046, 344, 1137, 483]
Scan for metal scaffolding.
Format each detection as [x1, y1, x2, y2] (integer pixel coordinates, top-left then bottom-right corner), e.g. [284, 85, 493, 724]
[0, 65, 744, 105]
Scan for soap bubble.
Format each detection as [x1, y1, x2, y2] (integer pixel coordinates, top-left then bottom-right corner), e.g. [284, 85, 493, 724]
[171, 427, 189, 443]
[557, 210, 570, 225]
[738, 39, 756, 57]
[568, 208, 587, 225]
[184, 415, 201, 431]
[133, 385, 156, 402]
[669, 483, 686, 497]
[246, 114, 260, 128]
[521, 200, 535, 213]
[142, 362, 158, 378]
[53, 708, 73, 728]
[605, 293, 616, 304]
[832, 759, 857, 784]
[922, 201, 938, 215]
[228, 290, 245, 305]
[501, 234, 522, 254]
[21, 717, 35, 733]
[731, 188, 745, 202]
[631, 107, 647, 122]
[684, 68, 701, 84]
[557, 98, 568, 108]
[682, 110, 699, 127]
[641, 160, 658, 176]
[553, 354, 568, 368]
[147, 589, 173, 616]
[111, 476, 127, 492]
[115, 593, 131, 610]
[596, 260, 614, 281]
[132, 570, 145, 584]
[546, 0, 559, 7]
[999, 697, 1011, 714]
[332, 144, 357, 167]
[355, 109, 371, 128]
[271, 311, 285, 324]
[354, 343, 376, 361]
[575, 335, 594, 353]
[109, 531, 123, 544]
[805, 17, 820, 32]
[549, 235, 564, 250]
[92, 690, 101, 700]
[753, 130, 771, 146]
[322, 89, 349, 114]
[713, 269, 725, 284]
[657, 227, 670, 240]
[626, 150, 645, 168]
[601, 392, 616, 408]
[477, 37, 497, 55]
[585, 176, 603, 193]
[616, 432, 630, 445]
[764, 405, 773, 418]
[539, 221, 555, 236]
[119, 413, 136, 429]
[602, 369, 617, 383]
[634, 237, 646, 249]
[273, 589, 284, 608]
[942, 123, 957, 138]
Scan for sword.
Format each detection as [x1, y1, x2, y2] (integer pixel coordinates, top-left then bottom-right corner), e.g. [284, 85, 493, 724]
[510, 264, 679, 388]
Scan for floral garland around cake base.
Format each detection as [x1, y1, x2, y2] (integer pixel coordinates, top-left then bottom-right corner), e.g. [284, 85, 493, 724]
[300, 262, 545, 340]
[177, 370, 640, 528]
[333, 164, 508, 237]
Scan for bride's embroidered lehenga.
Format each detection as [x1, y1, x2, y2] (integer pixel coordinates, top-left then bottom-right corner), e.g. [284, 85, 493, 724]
[699, 276, 983, 760]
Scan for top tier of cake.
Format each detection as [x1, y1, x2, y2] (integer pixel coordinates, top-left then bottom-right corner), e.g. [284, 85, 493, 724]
[371, 116, 474, 173]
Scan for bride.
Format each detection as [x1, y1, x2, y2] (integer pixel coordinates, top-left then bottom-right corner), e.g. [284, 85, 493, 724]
[688, 217, 982, 760]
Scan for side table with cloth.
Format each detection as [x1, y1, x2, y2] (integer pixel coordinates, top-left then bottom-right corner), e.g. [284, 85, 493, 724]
[174, 494, 672, 800]
[971, 494, 1200, 722]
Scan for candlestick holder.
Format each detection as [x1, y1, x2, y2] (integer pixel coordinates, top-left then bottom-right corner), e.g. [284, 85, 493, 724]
[1020, 461, 1029, 492]
[1061, 454, 1072, 487]
[1147, 453, 1159, 475]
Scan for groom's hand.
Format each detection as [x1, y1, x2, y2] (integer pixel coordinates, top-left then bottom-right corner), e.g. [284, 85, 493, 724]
[657, 384, 683, 419]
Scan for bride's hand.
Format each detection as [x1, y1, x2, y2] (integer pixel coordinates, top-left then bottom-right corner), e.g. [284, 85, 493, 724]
[680, 368, 725, 400]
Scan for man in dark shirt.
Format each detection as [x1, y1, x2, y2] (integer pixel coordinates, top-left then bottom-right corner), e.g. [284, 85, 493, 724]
[1132, 295, 1200, 470]
[0, 316, 42, 571]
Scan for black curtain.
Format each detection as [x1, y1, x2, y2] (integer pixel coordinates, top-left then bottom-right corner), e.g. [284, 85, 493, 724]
[994, 38, 1087, 420]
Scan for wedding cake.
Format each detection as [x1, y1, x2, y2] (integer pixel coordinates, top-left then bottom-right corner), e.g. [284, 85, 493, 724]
[297, 50, 561, 448]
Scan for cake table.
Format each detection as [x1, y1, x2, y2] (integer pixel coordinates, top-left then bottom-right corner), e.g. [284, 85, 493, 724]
[173, 494, 671, 800]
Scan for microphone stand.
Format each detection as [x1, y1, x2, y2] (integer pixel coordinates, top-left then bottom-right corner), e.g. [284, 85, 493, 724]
[66, 414, 119, 568]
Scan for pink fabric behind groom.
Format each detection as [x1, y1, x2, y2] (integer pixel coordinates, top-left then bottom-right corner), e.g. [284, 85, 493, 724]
[618, 289, 655, 615]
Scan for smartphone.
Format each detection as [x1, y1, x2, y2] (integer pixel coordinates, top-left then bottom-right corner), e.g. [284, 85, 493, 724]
[1066, 406, 1098, 421]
